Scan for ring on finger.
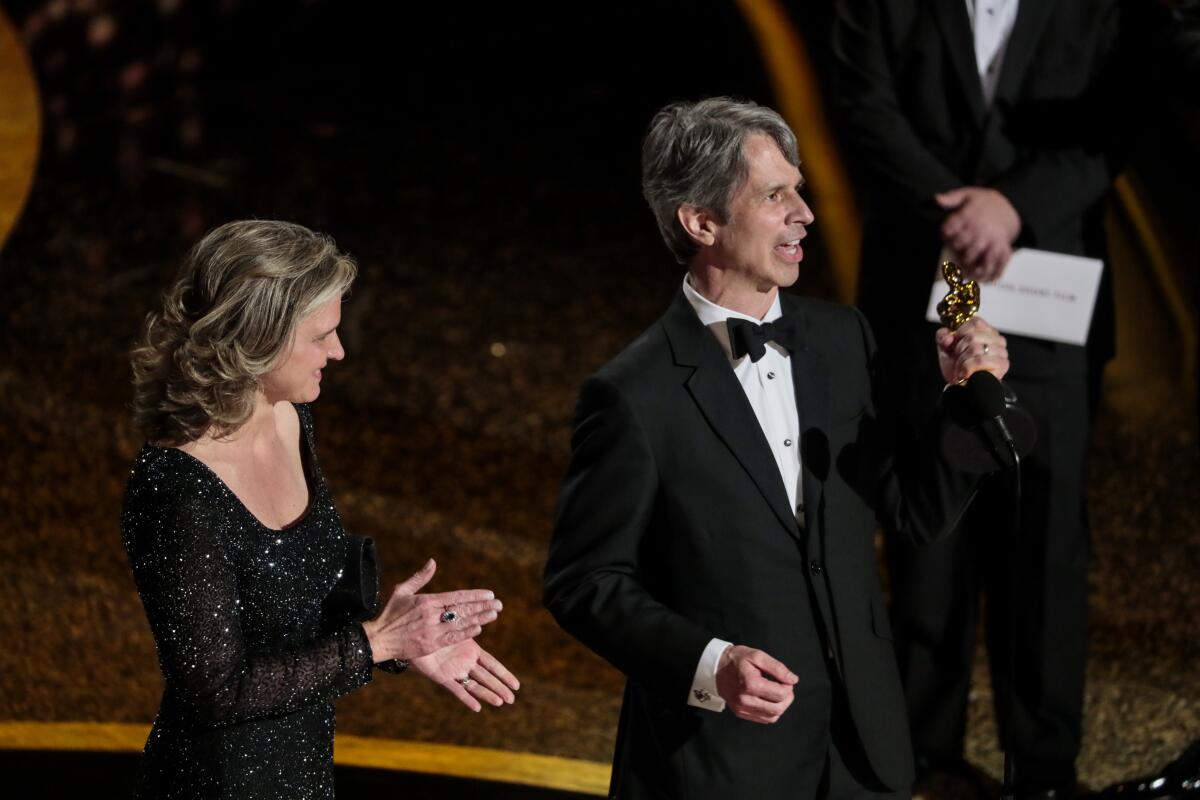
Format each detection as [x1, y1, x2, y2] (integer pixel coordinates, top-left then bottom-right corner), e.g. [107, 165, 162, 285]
[457, 677, 473, 687]
[440, 609, 458, 624]
[982, 343, 990, 356]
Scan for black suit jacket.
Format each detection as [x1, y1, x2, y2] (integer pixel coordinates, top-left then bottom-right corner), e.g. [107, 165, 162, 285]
[544, 291, 978, 798]
[832, 0, 1120, 377]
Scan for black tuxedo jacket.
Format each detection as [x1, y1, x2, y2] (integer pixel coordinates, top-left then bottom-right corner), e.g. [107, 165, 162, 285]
[832, 0, 1120, 376]
[544, 291, 979, 798]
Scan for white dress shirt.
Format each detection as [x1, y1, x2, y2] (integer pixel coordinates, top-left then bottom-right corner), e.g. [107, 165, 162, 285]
[965, 0, 1020, 106]
[680, 276, 805, 712]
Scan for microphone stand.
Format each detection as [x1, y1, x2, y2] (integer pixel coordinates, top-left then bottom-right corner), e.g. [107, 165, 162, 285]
[999, 438, 1021, 800]
[937, 261, 1037, 796]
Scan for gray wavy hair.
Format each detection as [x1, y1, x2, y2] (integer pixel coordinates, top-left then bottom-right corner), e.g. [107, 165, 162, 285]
[641, 97, 800, 264]
[131, 219, 357, 445]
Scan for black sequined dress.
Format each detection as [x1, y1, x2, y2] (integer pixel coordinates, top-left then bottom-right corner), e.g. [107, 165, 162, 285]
[121, 404, 373, 799]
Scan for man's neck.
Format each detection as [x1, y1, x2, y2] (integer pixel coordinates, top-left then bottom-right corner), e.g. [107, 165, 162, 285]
[687, 265, 778, 321]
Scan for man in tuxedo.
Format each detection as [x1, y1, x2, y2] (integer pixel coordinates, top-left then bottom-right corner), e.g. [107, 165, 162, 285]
[831, 2, 1122, 796]
[544, 98, 1010, 799]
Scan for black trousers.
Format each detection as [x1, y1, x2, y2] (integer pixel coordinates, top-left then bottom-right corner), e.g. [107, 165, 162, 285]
[886, 368, 1092, 792]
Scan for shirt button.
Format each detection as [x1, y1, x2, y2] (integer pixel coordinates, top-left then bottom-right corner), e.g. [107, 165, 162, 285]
[810, 560, 823, 575]
[767, 371, 776, 380]
[783, 438, 793, 447]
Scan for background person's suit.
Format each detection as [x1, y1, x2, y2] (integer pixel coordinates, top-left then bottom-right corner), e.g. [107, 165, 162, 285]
[831, 0, 1121, 786]
[544, 290, 980, 799]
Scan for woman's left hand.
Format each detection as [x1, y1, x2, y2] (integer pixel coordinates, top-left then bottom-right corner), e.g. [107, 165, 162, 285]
[410, 639, 520, 712]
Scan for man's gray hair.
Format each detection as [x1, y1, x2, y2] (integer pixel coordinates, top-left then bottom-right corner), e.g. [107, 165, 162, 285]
[641, 97, 800, 264]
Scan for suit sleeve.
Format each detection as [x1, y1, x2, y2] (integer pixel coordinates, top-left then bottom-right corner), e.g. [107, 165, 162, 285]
[849, 307, 980, 545]
[544, 375, 715, 703]
[992, 150, 1112, 249]
[990, 3, 1122, 249]
[832, 0, 964, 224]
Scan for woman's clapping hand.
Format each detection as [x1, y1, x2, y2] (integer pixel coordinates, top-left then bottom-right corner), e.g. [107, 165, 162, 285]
[411, 639, 521, 712]
[361, 559, 502, 663]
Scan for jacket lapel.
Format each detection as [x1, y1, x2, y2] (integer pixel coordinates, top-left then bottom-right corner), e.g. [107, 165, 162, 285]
[661, 293, 801, 540]
[782, 296, 830, 534]
[931, 0, 987, 127]
[992, 0, 1057, 105]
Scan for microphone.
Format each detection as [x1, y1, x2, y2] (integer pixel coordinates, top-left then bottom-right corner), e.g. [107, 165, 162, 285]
[964, 371, 1017, 466]
[940, 370, 1035, 473]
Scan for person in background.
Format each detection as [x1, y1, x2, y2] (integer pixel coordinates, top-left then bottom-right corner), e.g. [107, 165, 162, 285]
[832, 2, 1122, 797]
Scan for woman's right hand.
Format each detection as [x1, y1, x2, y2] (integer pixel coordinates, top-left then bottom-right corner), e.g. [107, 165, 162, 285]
[361, 558, 502, 663]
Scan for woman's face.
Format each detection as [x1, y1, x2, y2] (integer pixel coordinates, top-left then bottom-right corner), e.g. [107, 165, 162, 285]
[260, 295, 344, 404]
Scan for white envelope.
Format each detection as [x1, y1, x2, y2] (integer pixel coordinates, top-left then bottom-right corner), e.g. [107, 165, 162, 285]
[925, 248, 1103, 345]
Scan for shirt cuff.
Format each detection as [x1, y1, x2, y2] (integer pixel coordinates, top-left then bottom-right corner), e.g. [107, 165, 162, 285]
[687, 638, 732, 712]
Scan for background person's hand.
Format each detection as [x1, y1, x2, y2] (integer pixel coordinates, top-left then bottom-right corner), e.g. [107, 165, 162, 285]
[361, 558, 502, 663]
[411, 639, 521, 712]
[936, 187, 1020, 282]
[936, 316, 1009, 385]
[714, 645, 798, 724]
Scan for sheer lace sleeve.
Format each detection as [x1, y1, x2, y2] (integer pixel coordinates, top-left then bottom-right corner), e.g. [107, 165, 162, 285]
[122, 458, 373, 728]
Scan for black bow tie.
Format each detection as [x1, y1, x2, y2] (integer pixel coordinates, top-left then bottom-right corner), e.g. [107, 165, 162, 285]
[726, 315, 801, 362]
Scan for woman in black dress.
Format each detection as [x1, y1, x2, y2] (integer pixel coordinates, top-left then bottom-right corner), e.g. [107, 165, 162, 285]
[122, 220, 519, 798]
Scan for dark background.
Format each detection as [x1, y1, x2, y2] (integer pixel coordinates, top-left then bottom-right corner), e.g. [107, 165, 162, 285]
[0, 0, 1197, 793]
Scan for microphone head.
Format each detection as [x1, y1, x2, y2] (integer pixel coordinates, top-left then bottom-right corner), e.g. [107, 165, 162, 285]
[964, 370, 1006, 419]
[940, 373, 1038, 473]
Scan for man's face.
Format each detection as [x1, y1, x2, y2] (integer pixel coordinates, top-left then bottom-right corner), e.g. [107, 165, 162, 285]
[708, 133, 814, 292]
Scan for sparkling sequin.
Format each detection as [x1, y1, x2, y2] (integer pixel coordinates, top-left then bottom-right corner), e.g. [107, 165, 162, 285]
[121, 404, 372, 799]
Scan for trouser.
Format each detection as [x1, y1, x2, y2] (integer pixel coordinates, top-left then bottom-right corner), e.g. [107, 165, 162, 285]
[887, 370, 1092, 792]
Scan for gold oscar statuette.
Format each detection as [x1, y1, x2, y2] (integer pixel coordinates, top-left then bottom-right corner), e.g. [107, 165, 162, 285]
[934, 260, 1033, 471]
[936, 260, 980, 331]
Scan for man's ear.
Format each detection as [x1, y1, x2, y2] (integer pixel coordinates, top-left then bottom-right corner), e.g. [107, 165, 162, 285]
[677, 205, 719, 248]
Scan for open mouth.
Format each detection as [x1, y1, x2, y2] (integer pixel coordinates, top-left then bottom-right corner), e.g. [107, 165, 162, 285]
[775, 238, 804, 261]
